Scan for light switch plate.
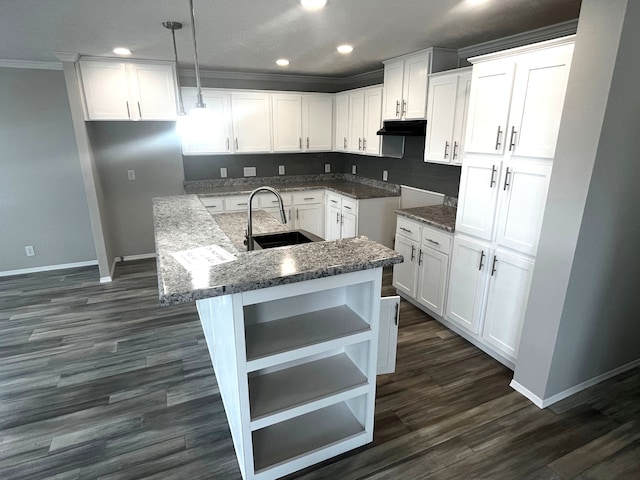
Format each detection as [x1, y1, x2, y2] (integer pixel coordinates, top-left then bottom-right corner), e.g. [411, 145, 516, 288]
[278, 165, 285, 175]
[220, 167, 227, 178]
[243, 167, 257, 177]
[324, 163, 331, 173]
[25, 245, 35, 257]
[351, 165, 357, 175]
[383, 170, 388, 181]
[127, 169, 136, 181]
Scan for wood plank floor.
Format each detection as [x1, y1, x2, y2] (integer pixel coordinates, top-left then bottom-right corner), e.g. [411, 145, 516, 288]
[1, 259, 639, 479]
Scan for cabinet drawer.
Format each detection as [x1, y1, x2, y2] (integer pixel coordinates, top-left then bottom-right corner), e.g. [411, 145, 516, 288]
[395, 217, 421, 242]
[257, 193, 292, 207]
[326, 193, 341, 208]
[200, 196, 224, 210]
[293, 191, 323, 205]
[225, 195, 251, 211]
[421, 226, 452, 254]
[341, 197, 358, 214]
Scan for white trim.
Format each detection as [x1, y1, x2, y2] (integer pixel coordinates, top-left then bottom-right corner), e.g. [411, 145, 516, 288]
[0, 59, 62, 70]
[468, 35, 576, 64]
[53, 51, 80, 63]
[121, 253, 156, 261]
[509, 380, 545, 408]
[99, 276, 112, 283]
[459, 19, 579, 60]
[0, 260, 98, 277]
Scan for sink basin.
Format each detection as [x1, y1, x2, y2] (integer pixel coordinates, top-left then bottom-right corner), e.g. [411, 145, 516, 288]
[251, 230, 323, 250]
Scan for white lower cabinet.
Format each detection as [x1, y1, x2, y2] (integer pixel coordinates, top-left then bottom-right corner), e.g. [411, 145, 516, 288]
[325, 193, 358, 241]
[195, 268, 398, 479]
[392, 216, 452, 318]
[290, 191, 324, 238]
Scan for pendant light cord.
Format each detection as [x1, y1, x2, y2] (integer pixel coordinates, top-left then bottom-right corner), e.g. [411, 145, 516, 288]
[189, 0, 205, 108]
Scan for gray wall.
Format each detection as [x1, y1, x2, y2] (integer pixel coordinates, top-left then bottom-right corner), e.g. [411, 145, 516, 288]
[0, 67, 95, 272]
[87, 122, 185, 257]
[514, 0, 638, 400]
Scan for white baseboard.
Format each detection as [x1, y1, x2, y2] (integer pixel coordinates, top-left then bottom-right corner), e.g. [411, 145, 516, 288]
[511, 357, 640, 409]
[0, 260, 98, 278]
[99, 275, 112, 283]
[121, 253, 156, 261]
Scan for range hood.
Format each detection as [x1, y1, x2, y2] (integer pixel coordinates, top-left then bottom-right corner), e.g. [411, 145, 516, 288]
[377, 119, 427, 136]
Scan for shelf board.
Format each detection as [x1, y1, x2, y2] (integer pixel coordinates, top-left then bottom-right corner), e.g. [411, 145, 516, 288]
[245, 305, 371, 370]
[249, 353, 368, 430]
[252, 402, 365, 474]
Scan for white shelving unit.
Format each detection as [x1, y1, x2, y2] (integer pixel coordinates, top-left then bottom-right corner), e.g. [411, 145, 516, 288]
[196, 268, 384, 480]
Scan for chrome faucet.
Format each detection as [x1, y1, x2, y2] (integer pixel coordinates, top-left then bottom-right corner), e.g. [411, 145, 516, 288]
[246, 186, 287, 251]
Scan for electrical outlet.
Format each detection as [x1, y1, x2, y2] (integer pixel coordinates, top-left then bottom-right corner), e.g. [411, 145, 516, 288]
[383, 170, 388, 181]
[351, 165, 357, 175]
[127, 169, 136, 181]
[278, 165, 285, 175]
[324, 163, 331, 173]
[25, 245, 35, 257]
[220, 167, 227, 178]
[243, 166, 256, 177]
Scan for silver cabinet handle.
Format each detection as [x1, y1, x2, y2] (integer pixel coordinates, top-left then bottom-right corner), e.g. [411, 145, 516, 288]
[330, 199, 338, 204]
[418, 249, 424, 266]
[336, 212, 340, 223]
[299, 137, 302, 149]
[358, 138, 362, 150]
[399, 227, 412, 234]
[306, 137, 310, 149]
[491, 255, 498, 276]
[340, 213, 344, 225]
[509, 126, 517, 151]
[411, 245, 416, 261]
[303, 197, 315, 201]
[444, 141, 450, 159]
[363, 137, 367, 149]
[343, 137, 347, 149]
[125, 101, 131, 119]
[426, 238, 440, 246]
[288, 208, 292, 221]
[478, 250, 485, 270]
[395, 100, 400, 117]
[226, 138, 230, 151]
[503, 167, 511, 190]
[137, 101, 142, 118]
[402, 100, 407, 117]
[453, 141, 459, 160]
[495, 126, 503, 150]
[490, 165, 497, 188]
[235, 138, 239, 150]
[344, 205, 352, 210]
[237, 202, 247, 206]
[296, 208, 299, 220]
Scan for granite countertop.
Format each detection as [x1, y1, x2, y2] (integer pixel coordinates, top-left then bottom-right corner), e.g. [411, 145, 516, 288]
[153, 195, 402, 306]
[184, 174, 400, 200]
[396, 205, 457, 233]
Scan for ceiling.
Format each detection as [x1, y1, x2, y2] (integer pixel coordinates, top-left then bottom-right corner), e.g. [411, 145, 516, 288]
[0, 0, 582, 77]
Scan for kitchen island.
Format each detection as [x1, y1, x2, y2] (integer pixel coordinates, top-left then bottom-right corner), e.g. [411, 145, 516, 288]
[153, 194, 402, 480]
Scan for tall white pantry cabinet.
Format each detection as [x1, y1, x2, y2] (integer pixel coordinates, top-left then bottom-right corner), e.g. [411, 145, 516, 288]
[446, 36, 575, 364]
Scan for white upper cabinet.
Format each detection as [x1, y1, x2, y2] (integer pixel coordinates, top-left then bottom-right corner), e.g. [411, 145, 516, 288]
[506, 44, 574, 159]
[382, 48, 458, 121]
[348, 91, 365, 153]
[271, 94, 303, 152]
[363, 87, 383, 155]
[79, 59, 177, 121]
[334, 93, 350, 152]
[336, 86, 382, 156]
[302, 94, 333, 151]
[180, 88, 233, 155]
[424, 68, 472, 164]
[231, 92, 272, 153]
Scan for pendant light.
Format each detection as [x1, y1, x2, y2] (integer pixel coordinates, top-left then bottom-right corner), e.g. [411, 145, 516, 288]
[188, 0, 206, 112]
[162, 20, 185, 116]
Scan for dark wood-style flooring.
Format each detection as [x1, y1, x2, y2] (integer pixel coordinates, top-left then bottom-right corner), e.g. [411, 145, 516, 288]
[1, 259, 639, 479]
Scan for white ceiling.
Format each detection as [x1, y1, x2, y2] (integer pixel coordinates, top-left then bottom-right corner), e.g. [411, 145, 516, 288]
[0, 0, 581, 76]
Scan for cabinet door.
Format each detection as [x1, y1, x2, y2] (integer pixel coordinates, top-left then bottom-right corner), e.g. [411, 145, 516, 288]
[348, 91, 365, 153]
[303, 95, 333, 151]
[452, 71, 472, 165]
[341, 211, 357, 238]
[272, 94, 302, 152]
[495, 163, 551, 255]
[382, 60, 404, 120]
[455, 158, 501, 241]
[416, 247, 449, 317]
[180, 89, 232, 155]
[377, 296, 400, 375]
[296, 204, 324, 239]
[402, 52, 430, 120]
[446, 236, 490, 334]
[325, 205, 342, 241]
[482, 250, 534, 359]
[231, 92, 271, 153]
[79, 61, 130, 120]
[392, 235, 419, 298]
[424, 74, 458, 163]
[127, 63, 177, 120]
[464, 61, 516, 155]
[507, 44, 574, 159]
[334, 93, 350, 152]
[363, 88, 382, 155]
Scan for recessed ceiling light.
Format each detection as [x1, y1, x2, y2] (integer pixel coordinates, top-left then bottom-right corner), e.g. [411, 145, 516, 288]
[337, 44, 354, 54]
[113, 47, 132, 56]
[300, 0, 327, 10]
[276, 59, 290, 66]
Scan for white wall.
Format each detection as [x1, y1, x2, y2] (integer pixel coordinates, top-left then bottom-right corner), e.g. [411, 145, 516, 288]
[0, 67, 95, 273]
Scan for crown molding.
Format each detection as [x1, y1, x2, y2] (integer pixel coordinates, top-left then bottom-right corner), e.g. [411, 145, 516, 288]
[458, 19, 579, 60]
[53, 52, 80, 63]
[0, 59, 62, 70]
[179, 67, 384, 87]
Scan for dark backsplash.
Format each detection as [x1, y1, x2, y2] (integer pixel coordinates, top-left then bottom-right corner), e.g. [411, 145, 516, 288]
[183, 136, 461, 197]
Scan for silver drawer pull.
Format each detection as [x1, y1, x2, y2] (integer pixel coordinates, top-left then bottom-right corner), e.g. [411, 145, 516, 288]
[237, 202, 247, 206]
[344, 205, 352, 210]
[399, 227, 412, 234]
[426, 238, 440, 246]
[303, 197, 315, 201]
[330, 199, 338, 204]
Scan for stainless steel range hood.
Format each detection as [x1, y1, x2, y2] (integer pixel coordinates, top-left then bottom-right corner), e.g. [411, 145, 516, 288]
[376, 119, 427, 136]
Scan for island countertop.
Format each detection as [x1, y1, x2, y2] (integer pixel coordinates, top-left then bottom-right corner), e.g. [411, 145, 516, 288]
[395, 205, 457, 232]
[153, 195, 403, 306]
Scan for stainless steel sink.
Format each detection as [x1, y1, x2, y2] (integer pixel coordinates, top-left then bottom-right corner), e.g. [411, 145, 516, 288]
[250, 230, 323, 250]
